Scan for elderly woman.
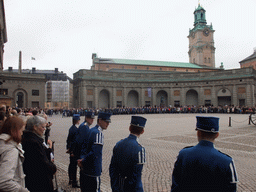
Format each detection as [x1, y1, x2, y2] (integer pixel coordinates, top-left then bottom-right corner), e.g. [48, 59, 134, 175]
[22, 116, 57, 192]
[0, 116, 29, 192]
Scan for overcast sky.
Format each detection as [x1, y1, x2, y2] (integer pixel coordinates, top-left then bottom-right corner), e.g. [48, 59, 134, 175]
[3, 0, 256, 78]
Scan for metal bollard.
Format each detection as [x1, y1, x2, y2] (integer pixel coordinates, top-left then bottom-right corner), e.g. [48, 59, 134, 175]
[249, 115, 251, 125]
[229, 117, 231, 127]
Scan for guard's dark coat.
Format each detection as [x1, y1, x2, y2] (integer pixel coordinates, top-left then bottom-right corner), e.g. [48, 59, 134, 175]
[109, 134, 146, 192]
[171, 140, 238, 192]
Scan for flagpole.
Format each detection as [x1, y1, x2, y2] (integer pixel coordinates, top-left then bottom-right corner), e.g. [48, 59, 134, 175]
[31, 57, 36, 69]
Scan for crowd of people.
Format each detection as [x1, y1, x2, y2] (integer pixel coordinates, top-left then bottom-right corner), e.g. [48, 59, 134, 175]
[0, 105, 56, 192]
[1, 104, 254, 119]
[60, 105, 255, 117]
[0, 104, 239, 191]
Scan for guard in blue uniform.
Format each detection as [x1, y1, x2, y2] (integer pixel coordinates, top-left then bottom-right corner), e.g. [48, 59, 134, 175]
[78, 112, 112, 192]
[66, 114, 80, 188]
[171, 116, 238, 192]
[109, 116, 147, 192]
[75, 112, 95, 158]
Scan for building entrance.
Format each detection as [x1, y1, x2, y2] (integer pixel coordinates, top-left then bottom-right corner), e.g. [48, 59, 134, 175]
[127, 90, 138, 107]
[16, 92, 24, 108]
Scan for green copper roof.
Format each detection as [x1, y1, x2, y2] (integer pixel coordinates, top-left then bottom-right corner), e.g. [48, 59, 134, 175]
[194, 4, 205, 12]
[97, 58, 203, 69]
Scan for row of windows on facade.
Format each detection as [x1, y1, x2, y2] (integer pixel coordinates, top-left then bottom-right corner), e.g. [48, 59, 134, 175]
[86, 87, 246, 97]
[0, 89, 40, 96]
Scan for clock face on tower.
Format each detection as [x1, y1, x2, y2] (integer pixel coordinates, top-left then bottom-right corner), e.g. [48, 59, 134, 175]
[203, 28, 210, 36]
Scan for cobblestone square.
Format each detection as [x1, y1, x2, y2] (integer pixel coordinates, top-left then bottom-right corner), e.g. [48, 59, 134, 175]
[49, 113, 256, 192]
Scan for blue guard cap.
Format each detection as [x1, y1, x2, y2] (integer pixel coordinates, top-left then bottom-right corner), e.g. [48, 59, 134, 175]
[196, 116, 219, 133]
[73, 114, 80, 121]
[131, 116, 147, 128]
[98, 112, 112, 122]
[85, 112, 95, 119]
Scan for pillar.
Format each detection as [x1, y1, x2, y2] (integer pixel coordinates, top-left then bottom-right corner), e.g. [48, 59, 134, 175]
[232, 85, 237, 106]
[94, 87, 98, 108]
[211, 86, 217, 106]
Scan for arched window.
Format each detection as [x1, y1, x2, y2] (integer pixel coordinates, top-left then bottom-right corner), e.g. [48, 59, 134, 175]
[204, 58, 207, 63]
[193, 58, 195, 63]
[208, 58, 211, 63]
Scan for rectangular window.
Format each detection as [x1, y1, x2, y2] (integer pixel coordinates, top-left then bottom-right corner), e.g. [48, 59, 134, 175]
[87, 89, 93, 95]
[32, 101, 39, 108]
[239, 99, 245, 106]
[116, 101, 122, 107]
[116, 90, 122, 97]
[87, 101, 93, 108]
[32, 90, 39, 96]
[145, 91, 148, 97]
[205, 100, 211, 106]
[174, 101, 180, 107]
[0, 89, 8, 95]
[145, 101, 151, 107]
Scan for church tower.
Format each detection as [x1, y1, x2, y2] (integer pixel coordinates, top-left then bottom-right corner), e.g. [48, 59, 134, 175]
[188, 4, 215, 68]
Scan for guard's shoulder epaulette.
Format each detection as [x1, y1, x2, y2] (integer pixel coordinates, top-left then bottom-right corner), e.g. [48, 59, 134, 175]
[138, 143, 144, 147]
[217, 150, 232, 158]
[182, 146, 194, 149]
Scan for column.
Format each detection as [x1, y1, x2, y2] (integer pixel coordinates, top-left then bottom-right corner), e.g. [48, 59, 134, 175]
[252, 84, 255, 107]
[94, 87, 98, 109]
[168, 87, 172, 107]
[79, 84, 83, 108]
[199, 87, 204, 106]
[180, 88, 185, 106]
[232, 85, 237, 106]
[211, 86, 218, 107]
[151, 87, 155, 106]
[112, 87, 116, 108]
[246, 84, 252, 107]
[123, 87, 127, 107]
[81, 85, 87, 108]
[140, 87, 144, 107]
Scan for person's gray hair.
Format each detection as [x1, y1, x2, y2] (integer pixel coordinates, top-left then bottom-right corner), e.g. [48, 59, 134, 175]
[26, 116, 47, 131]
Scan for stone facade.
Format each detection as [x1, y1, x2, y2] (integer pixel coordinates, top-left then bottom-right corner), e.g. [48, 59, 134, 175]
[2, 67, 73, 109]
[73, 67, 256, 108]
[0, 71, 46, 108]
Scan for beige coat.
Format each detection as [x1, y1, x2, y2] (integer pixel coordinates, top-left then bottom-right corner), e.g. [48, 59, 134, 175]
[0, 134, 29, 192]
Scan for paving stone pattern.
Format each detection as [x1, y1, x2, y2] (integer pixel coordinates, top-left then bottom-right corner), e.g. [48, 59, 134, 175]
[49, 113, 256, 192]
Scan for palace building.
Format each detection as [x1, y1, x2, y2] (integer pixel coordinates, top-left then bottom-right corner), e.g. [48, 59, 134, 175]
[73, 4, 256, 109]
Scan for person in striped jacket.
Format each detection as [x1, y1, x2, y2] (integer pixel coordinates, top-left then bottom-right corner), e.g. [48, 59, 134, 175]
[109, 116, 147, 192]
[78, 112, 112, 192]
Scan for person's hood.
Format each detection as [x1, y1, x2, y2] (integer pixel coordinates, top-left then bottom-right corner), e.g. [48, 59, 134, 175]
[0, 133, 24, 155]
